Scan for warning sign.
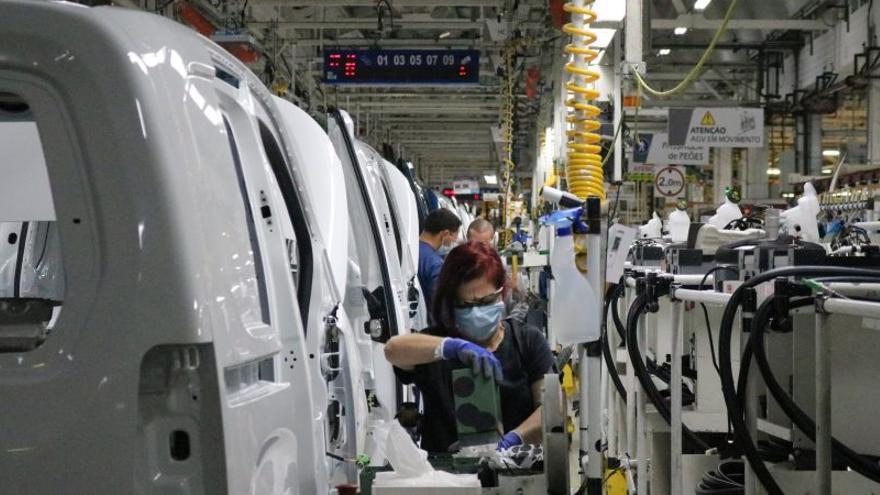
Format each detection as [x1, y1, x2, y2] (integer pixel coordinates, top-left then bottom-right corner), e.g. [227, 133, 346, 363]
[700, 111, 716, 126]
[654, 165, 686, 199]
[668, 107, 764, 148]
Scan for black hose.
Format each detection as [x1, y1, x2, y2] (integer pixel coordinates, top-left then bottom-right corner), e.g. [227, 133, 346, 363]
[718, 266, 880, 495]
[626, 294, 710, 452]
[751, 295, 880, 482]
[610, 281, 627, 344]
[603, 284, 627, 402]
[695, 460, 745, 495]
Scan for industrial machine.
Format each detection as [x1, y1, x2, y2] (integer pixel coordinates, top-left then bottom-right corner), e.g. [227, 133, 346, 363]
[599, 189, 880, 494]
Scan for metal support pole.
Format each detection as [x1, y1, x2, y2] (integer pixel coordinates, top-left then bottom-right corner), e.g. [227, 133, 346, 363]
[815, 308, 832, 493]
[581, 230, 604, 493]
[869, 77, 880, 168]
[625, 0, 643, 67]
[613, 32, 623, 183]
[626, 286, 637, 466]
[714, 148, 733, 204]
[602, 334, 612, 451]
[745, 347, 760, 494]
[671, 288, 732, 307]
[821, 297, 880, 319]
[670, 298, 684, 495]
[580, 342, 604, 493]
[608, 292, 620, 457]
[807, 113, 823, 176]
[746, 130, 769, 200]
[636, 311, 648, 495]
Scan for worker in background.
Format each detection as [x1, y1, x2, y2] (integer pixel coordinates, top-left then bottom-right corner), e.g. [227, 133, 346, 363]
[466, 218, 529, 322]
[466, 217, 495, 244]
[385, 242, 554, 453]
[418, 209, 462, 317]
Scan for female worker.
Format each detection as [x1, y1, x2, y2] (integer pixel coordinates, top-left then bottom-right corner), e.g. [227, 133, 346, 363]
[384, 241, 555, 454]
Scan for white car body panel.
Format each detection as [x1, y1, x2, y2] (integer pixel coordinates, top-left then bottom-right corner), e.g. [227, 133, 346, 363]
[327, 110, 412, 467]
[0, 2, 330, 493]
[381, 160, 428, 330]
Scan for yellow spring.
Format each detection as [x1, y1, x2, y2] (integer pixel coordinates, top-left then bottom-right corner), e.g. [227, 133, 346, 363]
[562, 0, 605, 200]
[501, 48, 516, 224]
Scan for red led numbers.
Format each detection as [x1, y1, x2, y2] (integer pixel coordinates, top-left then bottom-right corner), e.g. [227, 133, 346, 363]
[344, 53, 357, 77]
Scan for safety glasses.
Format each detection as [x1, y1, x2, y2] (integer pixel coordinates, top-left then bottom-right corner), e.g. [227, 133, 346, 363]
[454, 287, 503, 309]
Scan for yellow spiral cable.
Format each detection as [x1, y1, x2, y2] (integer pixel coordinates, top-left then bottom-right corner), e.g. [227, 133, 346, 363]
[562, 0, 605, 200]
[501, 47, 516, 227]
[499, 37, 533, 226]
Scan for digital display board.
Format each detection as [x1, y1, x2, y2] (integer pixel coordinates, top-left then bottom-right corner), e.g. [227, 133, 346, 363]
[323, 49, 480, 85]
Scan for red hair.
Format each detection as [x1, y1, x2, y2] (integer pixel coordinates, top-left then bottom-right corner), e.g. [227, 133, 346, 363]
[432, 241, 507, 335]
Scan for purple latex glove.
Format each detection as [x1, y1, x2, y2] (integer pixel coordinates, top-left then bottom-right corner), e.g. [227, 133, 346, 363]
[440, 338, 503, 383]
[496, 431, 523, 450]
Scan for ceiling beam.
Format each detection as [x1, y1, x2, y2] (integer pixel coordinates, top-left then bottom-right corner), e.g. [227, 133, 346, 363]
[292, 38, 497, 48]
[320, 92, 502, 99]
[251, 19, 542, 30]
[361, 108, 499, 114]
[390, 130, 492, 135]
[642, 71, 754, 81]
[346, 101, 499, 108]
[651, 16, 826, 31]
[374, 116, 497, 122]
[249, 0, 502, 6]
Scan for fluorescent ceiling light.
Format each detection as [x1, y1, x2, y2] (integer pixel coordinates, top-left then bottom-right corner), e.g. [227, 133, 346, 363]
[592, 0, 626, 22]
[821, 167, 832, 174]
[591, 28, 617, 49]
[658, 48, 671, 56]
[823, 149, 840, 157]
[484, 175, 498, 185]
[438, 31, 451, 39]
[694, 0, 712, 11]
[674, 27, 688, 36]
[766, 167, 781, 176]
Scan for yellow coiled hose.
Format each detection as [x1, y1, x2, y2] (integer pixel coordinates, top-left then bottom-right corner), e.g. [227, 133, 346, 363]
[562, 0, 605, 200]
[501, 47, 515, 225]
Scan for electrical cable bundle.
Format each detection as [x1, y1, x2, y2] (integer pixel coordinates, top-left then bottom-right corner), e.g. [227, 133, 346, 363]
[718, 266, 880, 495]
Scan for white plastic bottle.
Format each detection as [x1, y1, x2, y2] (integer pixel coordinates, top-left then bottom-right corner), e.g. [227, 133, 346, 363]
[708, 197, 742, 229]
[638, 212, 663, 239]
[781, 182, 821, 242]
[548, 226, 600, 345]
[668, 207, 691, 243]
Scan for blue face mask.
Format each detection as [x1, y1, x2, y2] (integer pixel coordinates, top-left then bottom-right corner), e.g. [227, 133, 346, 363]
[454, 301, 505, 342]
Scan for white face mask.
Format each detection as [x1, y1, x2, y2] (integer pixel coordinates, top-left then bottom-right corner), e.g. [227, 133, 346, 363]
[437, 232, 460, 256]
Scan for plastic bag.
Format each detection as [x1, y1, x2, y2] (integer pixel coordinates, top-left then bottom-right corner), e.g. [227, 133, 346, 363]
[373, 422, 480, 488]
[365, 420, 393, 467]
[385, 421, 433, 477]
[373, 470, 480, 488]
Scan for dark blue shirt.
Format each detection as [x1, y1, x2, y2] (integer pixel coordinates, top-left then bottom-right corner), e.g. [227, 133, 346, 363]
[418, 240, 444, 317]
